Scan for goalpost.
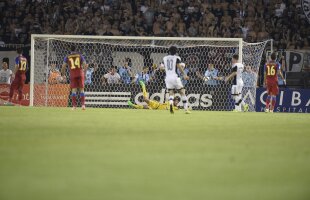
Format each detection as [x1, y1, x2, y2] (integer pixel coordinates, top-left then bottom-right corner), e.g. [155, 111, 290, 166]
[30, 34, 270, 111]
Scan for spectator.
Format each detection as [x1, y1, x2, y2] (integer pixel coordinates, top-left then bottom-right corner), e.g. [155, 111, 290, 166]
[187, 22, 198, 37]
[277, 55, 286, 87]
[197, 63, 220, 86]
[151, 63, 166, 84]
[118, 59, 134, 84]
[0, 58, 13, 84]
[101, 66, 121, 85]
[177, 63, 190, 86]
[0, 0, 308, 54]
[134, 66, 151, 84]
[85, 63, 98, 85]
[48, 62, 66, 84]
[242, 65, 257, 88]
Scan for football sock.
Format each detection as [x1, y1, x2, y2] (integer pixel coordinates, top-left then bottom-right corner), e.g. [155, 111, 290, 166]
[80, 92, 85, 106]
[237, 94, 245, 109]
[71, 93, 77, 107]
[169, 96, 174, 106]
[266, 95, 271, 109]
[234, 96, 242, 111]
[271, 96, 276, 111]
[234, 104, 241, 111]
[181, 95, 188, 110]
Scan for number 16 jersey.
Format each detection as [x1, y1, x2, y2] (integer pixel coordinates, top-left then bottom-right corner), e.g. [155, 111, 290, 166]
[63, 52, 86, 78]
[264, 61, 280, 85]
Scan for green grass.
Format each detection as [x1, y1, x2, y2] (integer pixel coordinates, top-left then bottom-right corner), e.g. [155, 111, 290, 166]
[0, 107, 310, 200]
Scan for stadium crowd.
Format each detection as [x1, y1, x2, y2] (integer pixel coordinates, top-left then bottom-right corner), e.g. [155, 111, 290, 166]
[1, 0, 310, 50]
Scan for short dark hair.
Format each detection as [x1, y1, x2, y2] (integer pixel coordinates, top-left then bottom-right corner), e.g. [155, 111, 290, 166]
[270, 52, 277, 61]
[232, 54, 239, 60]
[2, 57, 9, 65]
[70, 45, 76, 52]
[169, 46, 177, 55]
[17, 48, 23, 54]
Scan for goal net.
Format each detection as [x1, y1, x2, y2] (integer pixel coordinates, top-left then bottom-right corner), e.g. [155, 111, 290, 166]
[30, 35, 269, 111]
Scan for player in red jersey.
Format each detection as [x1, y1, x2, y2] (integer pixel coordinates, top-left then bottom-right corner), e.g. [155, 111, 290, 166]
[264, 53, 285, 113]
[61, 45, 87, 110]
[5, 48, 27, 105]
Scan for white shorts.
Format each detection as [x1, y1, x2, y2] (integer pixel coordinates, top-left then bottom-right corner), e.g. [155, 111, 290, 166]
[231, 84, 243, 95]
[165, 77, 184, 90]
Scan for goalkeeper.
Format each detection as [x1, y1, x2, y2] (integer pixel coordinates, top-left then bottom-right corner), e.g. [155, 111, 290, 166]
[128, 81, 179, 110]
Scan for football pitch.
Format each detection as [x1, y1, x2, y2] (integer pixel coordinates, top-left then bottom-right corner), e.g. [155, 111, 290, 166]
[0, 107, 309, 200]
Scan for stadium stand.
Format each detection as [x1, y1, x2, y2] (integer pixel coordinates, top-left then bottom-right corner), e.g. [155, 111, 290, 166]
[0, 0, 309, 88]
[0, 0, 309, 50]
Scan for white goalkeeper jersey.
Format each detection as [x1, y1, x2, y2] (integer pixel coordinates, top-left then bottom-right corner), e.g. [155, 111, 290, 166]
[232, 63, 244, 86]
[163, 55, 181, 78]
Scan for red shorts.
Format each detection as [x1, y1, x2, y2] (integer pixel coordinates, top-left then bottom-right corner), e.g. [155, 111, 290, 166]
[267, 82, 279, 95]
[70, 76, 84, 89]
[11, 74, 26, 91]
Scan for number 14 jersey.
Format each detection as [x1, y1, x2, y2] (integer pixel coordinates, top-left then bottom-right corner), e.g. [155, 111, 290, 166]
[63, 52, 86, 78]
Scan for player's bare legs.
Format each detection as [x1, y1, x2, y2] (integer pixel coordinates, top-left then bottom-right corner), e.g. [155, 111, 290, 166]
[79, 88, 86, 110]
[179, 88, 190, 114]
